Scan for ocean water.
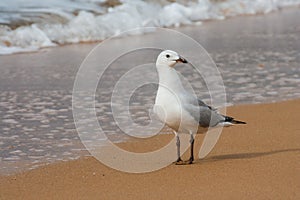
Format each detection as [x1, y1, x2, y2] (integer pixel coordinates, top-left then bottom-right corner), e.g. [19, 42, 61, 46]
[1, 0, 300, 54]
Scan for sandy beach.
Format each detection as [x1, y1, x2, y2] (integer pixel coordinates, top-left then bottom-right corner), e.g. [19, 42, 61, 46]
[1, 99, 299, 199]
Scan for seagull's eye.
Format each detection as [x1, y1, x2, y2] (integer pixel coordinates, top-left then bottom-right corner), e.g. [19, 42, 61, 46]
[166, 54, 170, 58]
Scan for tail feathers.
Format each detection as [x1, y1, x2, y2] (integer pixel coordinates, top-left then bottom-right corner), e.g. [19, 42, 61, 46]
[223, 115, 246, 124]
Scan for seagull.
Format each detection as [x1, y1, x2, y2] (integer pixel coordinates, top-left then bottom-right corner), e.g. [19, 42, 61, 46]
[153, 50, 246, 164]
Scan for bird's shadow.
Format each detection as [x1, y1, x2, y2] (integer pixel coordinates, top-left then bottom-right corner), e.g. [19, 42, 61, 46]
[195, 148, 300, 163]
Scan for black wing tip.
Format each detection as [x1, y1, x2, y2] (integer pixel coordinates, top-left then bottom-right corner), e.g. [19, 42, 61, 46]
[224, 116, 246, 124]
[232, 120, 247, 124]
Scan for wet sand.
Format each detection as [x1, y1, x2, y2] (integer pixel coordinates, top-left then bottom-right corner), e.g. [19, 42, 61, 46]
[0, 99, 299, 199]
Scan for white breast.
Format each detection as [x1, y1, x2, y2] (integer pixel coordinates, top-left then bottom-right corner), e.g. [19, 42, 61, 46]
[154, 86, 198, 132]
[154, 64, 199, 132]
[154, 86, 181, 130]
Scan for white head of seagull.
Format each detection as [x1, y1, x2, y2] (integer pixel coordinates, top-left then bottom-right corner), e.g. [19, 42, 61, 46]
[156, 50, 187, 67]
[155, 50, 188, 94]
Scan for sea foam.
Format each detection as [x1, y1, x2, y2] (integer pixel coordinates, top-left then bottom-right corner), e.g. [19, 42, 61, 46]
[0, 0, 299, 55]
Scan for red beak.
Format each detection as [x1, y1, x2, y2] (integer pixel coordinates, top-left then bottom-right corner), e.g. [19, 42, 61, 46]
[176, 57, 188, 63]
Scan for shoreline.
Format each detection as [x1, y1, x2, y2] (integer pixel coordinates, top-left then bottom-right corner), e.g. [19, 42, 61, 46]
[1, 6, 300, 199]
[1, 99, 299, 199]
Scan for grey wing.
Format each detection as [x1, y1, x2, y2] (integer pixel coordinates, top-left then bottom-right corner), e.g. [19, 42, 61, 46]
[197, 98, 216, 110]
[184, 103, 225, 127]
[180, 92, 223, 126]
[182, 93, 246, 126]
[181, 91, 215, 110]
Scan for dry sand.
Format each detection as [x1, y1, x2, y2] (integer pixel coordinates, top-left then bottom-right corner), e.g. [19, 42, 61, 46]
[0, 99, 299, 200]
